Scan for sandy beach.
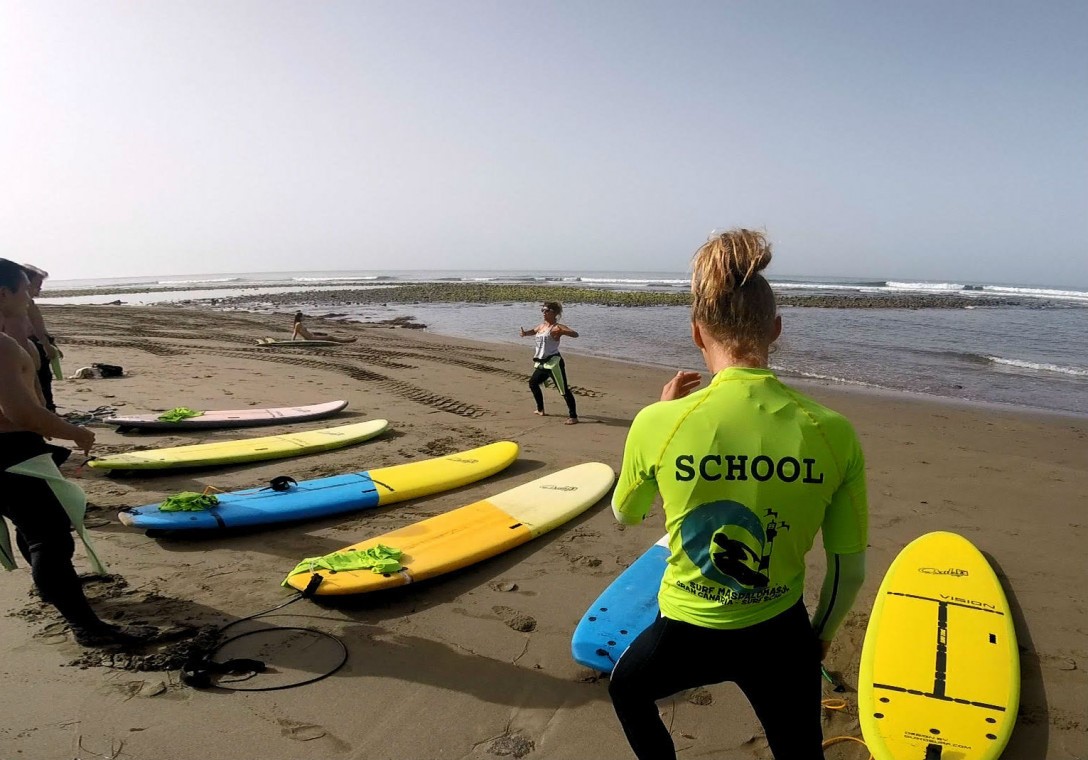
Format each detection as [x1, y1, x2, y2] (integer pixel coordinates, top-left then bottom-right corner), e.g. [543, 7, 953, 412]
[1, 303, 1085, 760]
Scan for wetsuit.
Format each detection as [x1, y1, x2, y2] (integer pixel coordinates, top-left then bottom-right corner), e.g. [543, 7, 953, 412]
[28, 337, 55, 411]
[610, 367, 868, 759]
[0, 432, 106, 629]
[529, 327, 577, 420]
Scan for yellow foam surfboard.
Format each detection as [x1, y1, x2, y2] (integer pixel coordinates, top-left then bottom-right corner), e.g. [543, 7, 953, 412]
[285, 461, 616, 595]
[89, 419, 389, 471]
[363, 441, 520, 506]
[859, 531, 1020, 759]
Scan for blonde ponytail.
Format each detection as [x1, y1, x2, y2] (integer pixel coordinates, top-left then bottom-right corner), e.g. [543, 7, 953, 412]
[690, 228, 777, 353]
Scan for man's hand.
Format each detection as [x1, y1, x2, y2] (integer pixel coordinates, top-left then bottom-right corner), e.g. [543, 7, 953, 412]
[660, 371, 702, 402]
[72, 426, 95, 456]
[819, 639, 832, 661]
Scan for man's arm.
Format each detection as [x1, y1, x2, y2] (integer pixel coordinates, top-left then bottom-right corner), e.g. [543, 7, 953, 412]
[0, 338, 93, 451]
[611, 409, 659, 525]
[27, 303, 56, 358]
[811, 549, 866, 651]
[814, 426, 869, 656]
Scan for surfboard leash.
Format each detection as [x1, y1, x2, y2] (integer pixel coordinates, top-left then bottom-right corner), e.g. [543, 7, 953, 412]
[820, 691, 873, 758]
[180, 579, 347, 692]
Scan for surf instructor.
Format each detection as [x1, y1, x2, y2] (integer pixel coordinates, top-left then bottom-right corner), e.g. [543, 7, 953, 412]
[519, 301, 580, 424]
[607, 229, 868, 759]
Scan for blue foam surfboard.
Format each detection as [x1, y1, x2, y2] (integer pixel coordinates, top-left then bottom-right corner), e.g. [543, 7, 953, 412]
[120, 472, 386, 531]
[118, 442, 519, 531]
[571, 535, 669, 672]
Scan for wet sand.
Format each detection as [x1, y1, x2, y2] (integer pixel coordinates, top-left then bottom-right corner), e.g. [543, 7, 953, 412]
[0, 304, 1084, 759]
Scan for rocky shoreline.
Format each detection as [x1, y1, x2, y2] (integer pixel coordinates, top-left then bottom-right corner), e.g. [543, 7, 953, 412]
[196, 283, 1025, 310]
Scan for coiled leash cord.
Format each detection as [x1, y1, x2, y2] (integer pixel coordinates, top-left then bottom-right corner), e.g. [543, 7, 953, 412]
[182, 575, 347, 692]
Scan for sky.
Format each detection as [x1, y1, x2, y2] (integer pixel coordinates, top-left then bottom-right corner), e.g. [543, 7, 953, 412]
[1, 1, 1086, 286]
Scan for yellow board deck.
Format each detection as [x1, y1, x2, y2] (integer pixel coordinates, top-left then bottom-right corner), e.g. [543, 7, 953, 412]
[88, 419, 388, 471]
[368, 441, 520, 507]
[285, 462, 615, 595]
[859, 531, 1020, 759]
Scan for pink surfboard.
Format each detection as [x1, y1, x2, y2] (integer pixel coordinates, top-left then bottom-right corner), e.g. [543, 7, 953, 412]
[105, 400, 349, 431]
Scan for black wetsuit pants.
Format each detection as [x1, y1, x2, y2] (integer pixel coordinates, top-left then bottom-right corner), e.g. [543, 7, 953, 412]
[609, 600, 824, 759]
[29, 337, 55, 412]
[0, 434, 101, 628]
[529, 356, 578, 420]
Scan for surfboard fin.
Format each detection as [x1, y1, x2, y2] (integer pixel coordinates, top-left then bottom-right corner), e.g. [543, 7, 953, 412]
[925, 744, 942, 759]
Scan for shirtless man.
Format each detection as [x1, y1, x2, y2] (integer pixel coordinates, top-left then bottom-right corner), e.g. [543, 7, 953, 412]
[0, 258, 146, 647]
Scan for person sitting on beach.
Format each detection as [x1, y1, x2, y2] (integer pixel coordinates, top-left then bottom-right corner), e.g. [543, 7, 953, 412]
[292, 311, 356, 343]
[0, 259, 152, 649]
[519, 301, 579, 424]
[608, 229, 868, 759]
[22, 265, 58, 412]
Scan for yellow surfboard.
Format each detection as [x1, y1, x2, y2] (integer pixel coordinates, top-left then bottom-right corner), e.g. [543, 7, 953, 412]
[859, 531, 1019, 759]
[88, 419, 388, 471]
[285, 462, 616, 595]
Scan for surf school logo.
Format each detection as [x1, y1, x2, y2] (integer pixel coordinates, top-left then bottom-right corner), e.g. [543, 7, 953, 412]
[541, 485, 578, 491]
[447, 457, 479, 464]
[680, 501, 789, 594]
[919, 567, 969, 577]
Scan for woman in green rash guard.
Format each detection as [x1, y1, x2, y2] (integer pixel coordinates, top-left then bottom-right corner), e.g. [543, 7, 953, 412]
[608, 229, 868, 759]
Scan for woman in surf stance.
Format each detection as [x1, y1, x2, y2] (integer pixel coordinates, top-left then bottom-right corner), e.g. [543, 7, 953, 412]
[608, 229, 869, 759]
[519, 301, 579, 424]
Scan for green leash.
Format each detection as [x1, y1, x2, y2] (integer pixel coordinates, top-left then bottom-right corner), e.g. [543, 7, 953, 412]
[821, 665, 846, 693]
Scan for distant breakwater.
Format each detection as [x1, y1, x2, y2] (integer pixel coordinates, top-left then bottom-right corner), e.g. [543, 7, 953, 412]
[194, 283, 1023, 310]
[43, 281, 1032, 309]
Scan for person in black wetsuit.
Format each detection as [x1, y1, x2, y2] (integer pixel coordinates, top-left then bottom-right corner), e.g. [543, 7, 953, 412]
[21, 265, 57, 411]
[0, 258, 151, 648]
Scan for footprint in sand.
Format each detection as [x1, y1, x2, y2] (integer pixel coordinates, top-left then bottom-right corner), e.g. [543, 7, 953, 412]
[34, 621, 70, 645]
[278, 719, 327, 742]
[491, 605, 537, 632]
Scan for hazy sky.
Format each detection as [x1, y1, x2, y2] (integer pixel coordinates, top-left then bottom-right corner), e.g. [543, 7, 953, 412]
[2, 2, 1085, 285]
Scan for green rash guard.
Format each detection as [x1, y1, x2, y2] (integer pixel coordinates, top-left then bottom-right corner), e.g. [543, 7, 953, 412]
[613, 367, 868, 630]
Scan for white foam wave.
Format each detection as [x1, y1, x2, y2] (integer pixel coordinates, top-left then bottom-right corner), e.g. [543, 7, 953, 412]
[886, 281, 966, 292]
[772, 282, 883, 292]
[770, 364, 881, 387]
[982, 285, 1088, 303]
[579, 277, 690, 286]
[292, 276, 382, 282]
[158, 277, 241, 285]
[988, 357, 1088, 377]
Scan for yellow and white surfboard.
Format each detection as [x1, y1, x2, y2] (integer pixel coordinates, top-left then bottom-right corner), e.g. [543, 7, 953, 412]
[285, 462, 616, 595]
[89, 419, 388, 471]
[859, 531, 1020, 759]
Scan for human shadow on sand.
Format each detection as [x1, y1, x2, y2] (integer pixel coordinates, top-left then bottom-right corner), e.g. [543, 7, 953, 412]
[983, 552, 1048, 759]
[328, 620, 605, 709]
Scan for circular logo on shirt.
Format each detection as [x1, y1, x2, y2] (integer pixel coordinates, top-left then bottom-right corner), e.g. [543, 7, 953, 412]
[680, 500, 770, 593]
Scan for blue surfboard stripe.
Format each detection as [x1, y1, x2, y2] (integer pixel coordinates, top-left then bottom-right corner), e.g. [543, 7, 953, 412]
[122, 471, 381, 530]
[571, 541, 669, 673]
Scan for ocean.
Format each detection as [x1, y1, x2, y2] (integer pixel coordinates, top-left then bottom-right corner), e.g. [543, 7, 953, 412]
[40, 270, 1088, 417]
